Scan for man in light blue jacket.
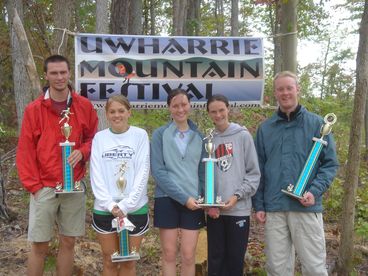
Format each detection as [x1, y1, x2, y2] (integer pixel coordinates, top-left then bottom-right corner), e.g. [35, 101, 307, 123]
[253, 71, 339, 276]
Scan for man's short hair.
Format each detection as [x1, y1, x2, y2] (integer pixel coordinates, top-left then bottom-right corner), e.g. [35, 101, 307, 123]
[273, 71, 298, 87]
[44, 55, 70, 73]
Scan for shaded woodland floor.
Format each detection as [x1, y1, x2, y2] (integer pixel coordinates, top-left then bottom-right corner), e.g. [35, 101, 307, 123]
[0, 177, 367, 275]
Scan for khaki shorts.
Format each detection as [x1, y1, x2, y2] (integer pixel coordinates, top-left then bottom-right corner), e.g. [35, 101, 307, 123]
[28, 186, 86, 242]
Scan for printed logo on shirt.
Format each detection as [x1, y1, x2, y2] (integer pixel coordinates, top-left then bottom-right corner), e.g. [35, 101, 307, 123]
[102, 145, 135, 160]
[215, 142, 233, 172]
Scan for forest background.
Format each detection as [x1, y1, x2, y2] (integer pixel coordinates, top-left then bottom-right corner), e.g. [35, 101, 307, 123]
[0, 0, 367, 275]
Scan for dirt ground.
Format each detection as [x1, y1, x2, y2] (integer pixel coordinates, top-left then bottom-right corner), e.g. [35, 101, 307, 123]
[0, 178, 367, 275]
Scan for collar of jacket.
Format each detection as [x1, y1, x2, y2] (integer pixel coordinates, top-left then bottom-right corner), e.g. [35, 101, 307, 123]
[168, 119, 199, 131]
[277, 104, 302, 121]
[40, 85, 74, 108]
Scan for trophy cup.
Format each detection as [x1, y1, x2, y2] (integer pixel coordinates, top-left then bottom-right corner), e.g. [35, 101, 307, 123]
[111, 161, 140, 262]
[281, 113, 337, 199]
[198, 129, 225, 207]
[111, 216, 140, 262]
[55, 108, 83, 194]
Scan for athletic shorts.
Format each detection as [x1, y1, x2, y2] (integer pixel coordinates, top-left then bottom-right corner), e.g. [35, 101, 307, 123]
[153, 197, 205, 230]
[92, 212, 149, 236]
[28, 186, 86, 242]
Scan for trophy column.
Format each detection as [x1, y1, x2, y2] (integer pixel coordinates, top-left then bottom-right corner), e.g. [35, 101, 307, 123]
[111, 217, 140, 262]
[111, 161, 140, 262]
[198, 129, 225, 207]
[282, 113, 337, 199]
[55, 108, 83, 194]
[60, 139, 76, 192]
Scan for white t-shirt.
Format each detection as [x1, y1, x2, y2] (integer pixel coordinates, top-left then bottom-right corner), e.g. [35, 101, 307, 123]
[90, 126, 150, 215]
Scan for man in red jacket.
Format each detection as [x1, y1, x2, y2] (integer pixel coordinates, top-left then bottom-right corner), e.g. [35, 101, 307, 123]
[16, 55, 98, 276]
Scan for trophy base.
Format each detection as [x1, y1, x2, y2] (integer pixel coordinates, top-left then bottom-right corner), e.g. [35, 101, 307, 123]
[281, 189, 303, 200]
[111, 253, 140, 262]
[55, 188, 85, 194]
[198, 203, 226, 207]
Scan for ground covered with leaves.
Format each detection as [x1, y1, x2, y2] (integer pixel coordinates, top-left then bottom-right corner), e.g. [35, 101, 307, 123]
[1, 175, 367, 276]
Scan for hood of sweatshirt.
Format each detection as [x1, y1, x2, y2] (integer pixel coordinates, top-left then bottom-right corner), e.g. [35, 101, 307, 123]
[215, 122, 247, 137]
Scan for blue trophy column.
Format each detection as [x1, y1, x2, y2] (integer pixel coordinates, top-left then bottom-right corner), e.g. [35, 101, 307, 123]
[119, 229, 130, 256]
[60, 141, 75, 192]
[293, 140, 324, 197]
[205, 160, 215, 204]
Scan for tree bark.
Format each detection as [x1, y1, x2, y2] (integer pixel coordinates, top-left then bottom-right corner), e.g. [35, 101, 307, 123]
[173, 0, 188, 35]
[129, 0, 143, 34]
[111, 0, 130, 34]
[150, 0, 156, 35]
[337, 1, 368, 275]
[52, 0, 74, 55]
[96, 0, 110, 34]
[280, 0, 298, 73]
[95, 0, 110, 131]
[187, 0, 200, 36]
[230, 0, 239, 36]
[271, 2, 282, 76]
[215, 0, 224, 36]
[0, 149, 16, 221]
[5, 0, 33, 131]
[320, 38, 331, 99]
[11, 8, 41, 100]
[365, 96, 368, 160]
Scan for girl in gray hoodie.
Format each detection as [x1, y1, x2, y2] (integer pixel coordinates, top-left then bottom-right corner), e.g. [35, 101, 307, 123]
[206, 94, 260, 276]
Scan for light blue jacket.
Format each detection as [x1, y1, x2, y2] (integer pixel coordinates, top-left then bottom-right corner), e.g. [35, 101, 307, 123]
[252, 106, 339, 213]
[151, 120, 205, 205]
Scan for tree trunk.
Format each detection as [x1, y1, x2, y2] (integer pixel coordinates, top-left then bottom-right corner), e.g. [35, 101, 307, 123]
[280, 0, 298, 73]
[129, 0, 143, 34]
[0, 149, 16, 221]
[52, 0, 74, 55]
[337, 1, 368, 275]
[143, 0, 149, 34]
[11, 8, 41, 100]
[272, 2, 282, 76]
[320, 37, 331, 99]
[96, 0, 110, 34]
[215, 0, 224, 36]
[5, 0, 33, 132]
[269, 2, 280, 107]
[150, 0, 156, 35]
[230, 0, 239, 36]
[365, 96, 368, 160]
[111, 0, 130, 34]
[173, 0, 188, 35]
[187, 0, 200, 36]
[96, 0, 110, 131]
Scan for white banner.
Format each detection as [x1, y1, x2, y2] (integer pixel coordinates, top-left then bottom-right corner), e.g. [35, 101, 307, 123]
[75, 34, 264, 109]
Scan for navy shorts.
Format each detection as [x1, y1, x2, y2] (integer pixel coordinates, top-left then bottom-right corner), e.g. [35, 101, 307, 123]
[154, 197, 205, 230]
[92, 212, 149, 236]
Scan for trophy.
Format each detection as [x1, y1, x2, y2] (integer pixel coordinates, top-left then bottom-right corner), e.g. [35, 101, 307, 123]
[55, 108, 83, 193]
[111, 161, 140, 262]
[281, 113, 337, 199]
[111, 216, 140, 262]
[198, 129, 225, 207]
[116, 161, 128, 193]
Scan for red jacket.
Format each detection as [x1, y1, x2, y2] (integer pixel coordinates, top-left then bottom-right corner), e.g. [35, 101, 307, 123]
[16, 91, 98, 194]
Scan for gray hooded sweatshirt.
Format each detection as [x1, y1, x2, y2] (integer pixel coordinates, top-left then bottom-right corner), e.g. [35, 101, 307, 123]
[212, 123, 260, 216]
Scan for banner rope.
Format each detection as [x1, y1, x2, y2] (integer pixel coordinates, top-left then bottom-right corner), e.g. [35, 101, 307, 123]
[54, 28, 77, 55]
[52, 27, 297, 41]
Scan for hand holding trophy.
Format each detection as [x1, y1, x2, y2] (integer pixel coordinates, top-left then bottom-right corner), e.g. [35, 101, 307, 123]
[198, 129, 225, 207]
[281, 113, 337, 200]
[111, 161, 140, 262]
[111, 216, 140, 262]
[55, 108, 83, 193]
